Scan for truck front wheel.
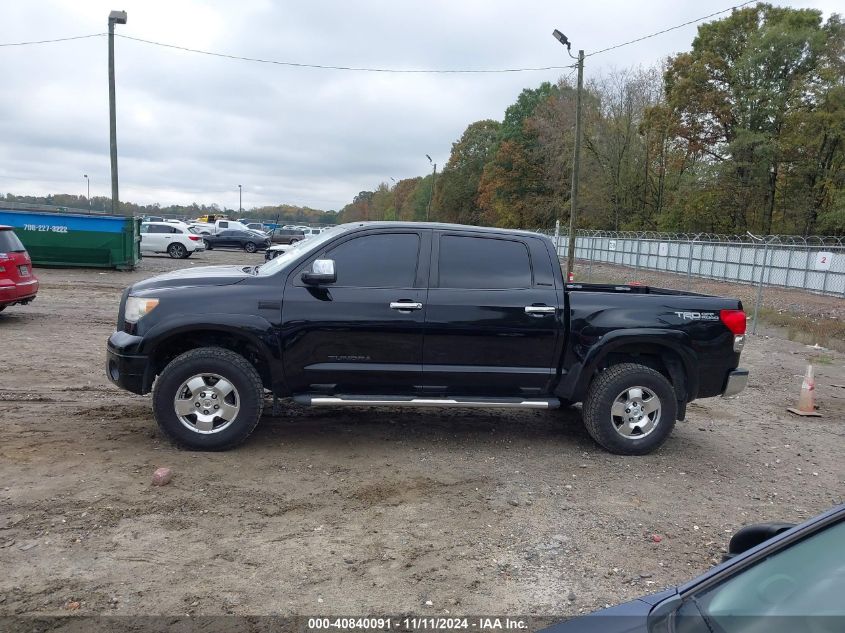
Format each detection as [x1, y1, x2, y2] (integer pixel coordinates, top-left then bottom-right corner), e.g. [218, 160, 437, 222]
[152, 347, 264, 450]
[582, 363, 677, 455]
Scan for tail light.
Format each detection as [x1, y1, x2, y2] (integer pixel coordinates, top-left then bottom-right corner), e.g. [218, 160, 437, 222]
[721, 309, 746, 353]
[188, 235, 201, 241]
[720, 310, 746, 334]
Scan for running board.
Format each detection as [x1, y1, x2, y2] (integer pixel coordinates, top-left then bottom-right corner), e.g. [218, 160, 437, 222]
[293, 394, 560, 409]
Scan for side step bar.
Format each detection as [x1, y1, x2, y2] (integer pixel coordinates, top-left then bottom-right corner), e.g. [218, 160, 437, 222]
[293, 394, 560, 409]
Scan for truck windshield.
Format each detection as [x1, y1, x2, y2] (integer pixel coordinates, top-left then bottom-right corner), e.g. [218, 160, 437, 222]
[255, 224, 351, 276]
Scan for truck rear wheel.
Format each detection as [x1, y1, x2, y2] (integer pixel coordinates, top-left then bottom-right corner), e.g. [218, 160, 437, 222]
[152, 347, 264, 450]
[582, 363, 677, 455]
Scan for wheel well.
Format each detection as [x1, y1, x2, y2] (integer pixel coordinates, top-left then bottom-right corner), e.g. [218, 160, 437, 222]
[151, 330, 271, 388]
[599, 344, 688, 402]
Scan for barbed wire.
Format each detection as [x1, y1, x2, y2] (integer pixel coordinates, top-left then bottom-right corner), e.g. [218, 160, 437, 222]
[533, 228, 845, 248]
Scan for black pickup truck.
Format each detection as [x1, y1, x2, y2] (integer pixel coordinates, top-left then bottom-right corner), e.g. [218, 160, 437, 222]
[106, 222, 748, 455]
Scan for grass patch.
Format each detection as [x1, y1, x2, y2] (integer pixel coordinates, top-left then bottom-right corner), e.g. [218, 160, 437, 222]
[756, 308, 845, 352]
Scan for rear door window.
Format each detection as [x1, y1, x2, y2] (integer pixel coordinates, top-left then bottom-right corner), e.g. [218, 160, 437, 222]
[0, 230, 26, 253]
[438, 235, 532, 289]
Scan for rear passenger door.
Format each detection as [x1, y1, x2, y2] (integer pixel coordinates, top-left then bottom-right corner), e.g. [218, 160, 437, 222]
[145, 224, 171, 252]
[421, 231, 561, 396]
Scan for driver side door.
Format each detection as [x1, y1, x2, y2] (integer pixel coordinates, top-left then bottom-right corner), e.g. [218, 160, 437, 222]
[281, 229, 431, 395]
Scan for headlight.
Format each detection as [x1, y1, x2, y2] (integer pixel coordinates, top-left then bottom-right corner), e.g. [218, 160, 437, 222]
[124, 296, 159, 323]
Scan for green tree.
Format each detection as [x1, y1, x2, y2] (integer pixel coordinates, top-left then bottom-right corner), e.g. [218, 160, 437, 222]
[435, 119, 500, 224]
[665, 4, 843, 234]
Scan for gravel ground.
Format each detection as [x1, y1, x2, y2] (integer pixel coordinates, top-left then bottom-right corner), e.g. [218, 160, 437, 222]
[1, 250, 843, 619]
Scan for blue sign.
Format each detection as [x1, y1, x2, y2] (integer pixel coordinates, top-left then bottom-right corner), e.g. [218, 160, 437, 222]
[0, 209, 126, 233]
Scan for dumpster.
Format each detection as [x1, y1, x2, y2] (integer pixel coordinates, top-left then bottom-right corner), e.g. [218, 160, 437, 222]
[0, 205, 140, 269]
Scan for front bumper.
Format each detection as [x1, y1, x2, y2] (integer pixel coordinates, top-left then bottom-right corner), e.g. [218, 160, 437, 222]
[722, 368, 749, 398]
[106, 330, 152, 395]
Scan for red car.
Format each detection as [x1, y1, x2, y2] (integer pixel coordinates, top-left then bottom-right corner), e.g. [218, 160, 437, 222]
[0, 225, 39, 312]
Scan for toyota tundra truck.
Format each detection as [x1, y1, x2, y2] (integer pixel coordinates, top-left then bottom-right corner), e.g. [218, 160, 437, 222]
[106, 222, 748, 455]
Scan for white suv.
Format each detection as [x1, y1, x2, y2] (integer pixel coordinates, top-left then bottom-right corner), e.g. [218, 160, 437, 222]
[140, 222, 205, 259]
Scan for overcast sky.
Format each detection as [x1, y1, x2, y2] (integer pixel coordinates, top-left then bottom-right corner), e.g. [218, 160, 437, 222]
[0, 0, 839, 212]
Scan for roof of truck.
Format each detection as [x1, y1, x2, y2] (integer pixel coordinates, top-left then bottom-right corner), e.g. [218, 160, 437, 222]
[341, 221, 550, 239]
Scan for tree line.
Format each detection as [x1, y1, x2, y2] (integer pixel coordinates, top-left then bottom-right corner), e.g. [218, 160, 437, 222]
[340, 4, 845, 236]
[1, 193, 340, 226]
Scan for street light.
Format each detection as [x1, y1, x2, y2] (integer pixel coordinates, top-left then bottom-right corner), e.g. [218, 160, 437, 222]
[83, 174, 90, 208]
[108, 10, 127, 215]
[238, 184, 242, 213]
[425, 155, 437, 222]
[553, 28, 584, 282]
[552, 29, 571, 51]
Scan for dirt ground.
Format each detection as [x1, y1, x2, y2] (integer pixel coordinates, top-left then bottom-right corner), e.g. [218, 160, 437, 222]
[1, 249, 843, 619]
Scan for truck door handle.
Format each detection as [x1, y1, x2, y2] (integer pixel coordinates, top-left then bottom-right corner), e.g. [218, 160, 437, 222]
[390, 302, 423, 311]
[524, 305, 556, 315]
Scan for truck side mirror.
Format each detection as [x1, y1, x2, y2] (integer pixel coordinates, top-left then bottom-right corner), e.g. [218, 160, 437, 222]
[301, 259, 336, 285]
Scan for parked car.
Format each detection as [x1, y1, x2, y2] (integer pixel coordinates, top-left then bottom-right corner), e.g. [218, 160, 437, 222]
[188, 222, 214, 235]
[300, 227, 323, 239]
[0, 225, 38, 312]
[244, 222, 267, 234]
[268, 228, 306, 244]
[211, 219, 254, 235]
[163, 219, 191, 231]
[542, 503, 845, 633]
[107, 222, 748, 453]
[202, 229, 271, 253]
[140, 222, 205, 259]
[264, 241, 304, 261]
[142, 215, 164, 223]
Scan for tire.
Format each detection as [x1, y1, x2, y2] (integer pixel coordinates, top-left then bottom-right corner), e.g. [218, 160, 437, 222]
[168, 242, 187, 259]
[152, 347, 264, 450]
[244, 241, 257, 253]
[289, 238, 299, 244]
[582, 363, 677, 455]
[204, 240, 213, 250]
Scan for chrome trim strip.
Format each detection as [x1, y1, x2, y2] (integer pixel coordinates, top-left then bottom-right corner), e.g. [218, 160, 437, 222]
[300, 396, 559, 409]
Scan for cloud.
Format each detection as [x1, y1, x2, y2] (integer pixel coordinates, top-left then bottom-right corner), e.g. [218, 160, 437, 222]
[0, 0, 840, 211]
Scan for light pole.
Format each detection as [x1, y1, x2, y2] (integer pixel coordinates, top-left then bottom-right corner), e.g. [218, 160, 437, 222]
[238, 184, 243, 215]
[83, 174, 90, 208]
[425, 154, 437, 222]
[108, 10, 127, 215]
[389, 177, 397, 220]
[553, 28, 583, 282]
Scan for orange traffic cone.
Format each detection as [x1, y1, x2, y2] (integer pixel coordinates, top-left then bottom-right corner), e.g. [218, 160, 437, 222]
[787, 364, 821, 417]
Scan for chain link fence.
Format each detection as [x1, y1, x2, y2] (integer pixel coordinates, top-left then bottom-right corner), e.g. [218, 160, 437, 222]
[537, 228, 845, 334]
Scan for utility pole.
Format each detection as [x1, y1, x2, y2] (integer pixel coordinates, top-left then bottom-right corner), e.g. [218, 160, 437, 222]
[108, 10, 127, 215]
[425, 154, 437, 221]
[567, 49, 584, 281]
[552, 29, 584, 281]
